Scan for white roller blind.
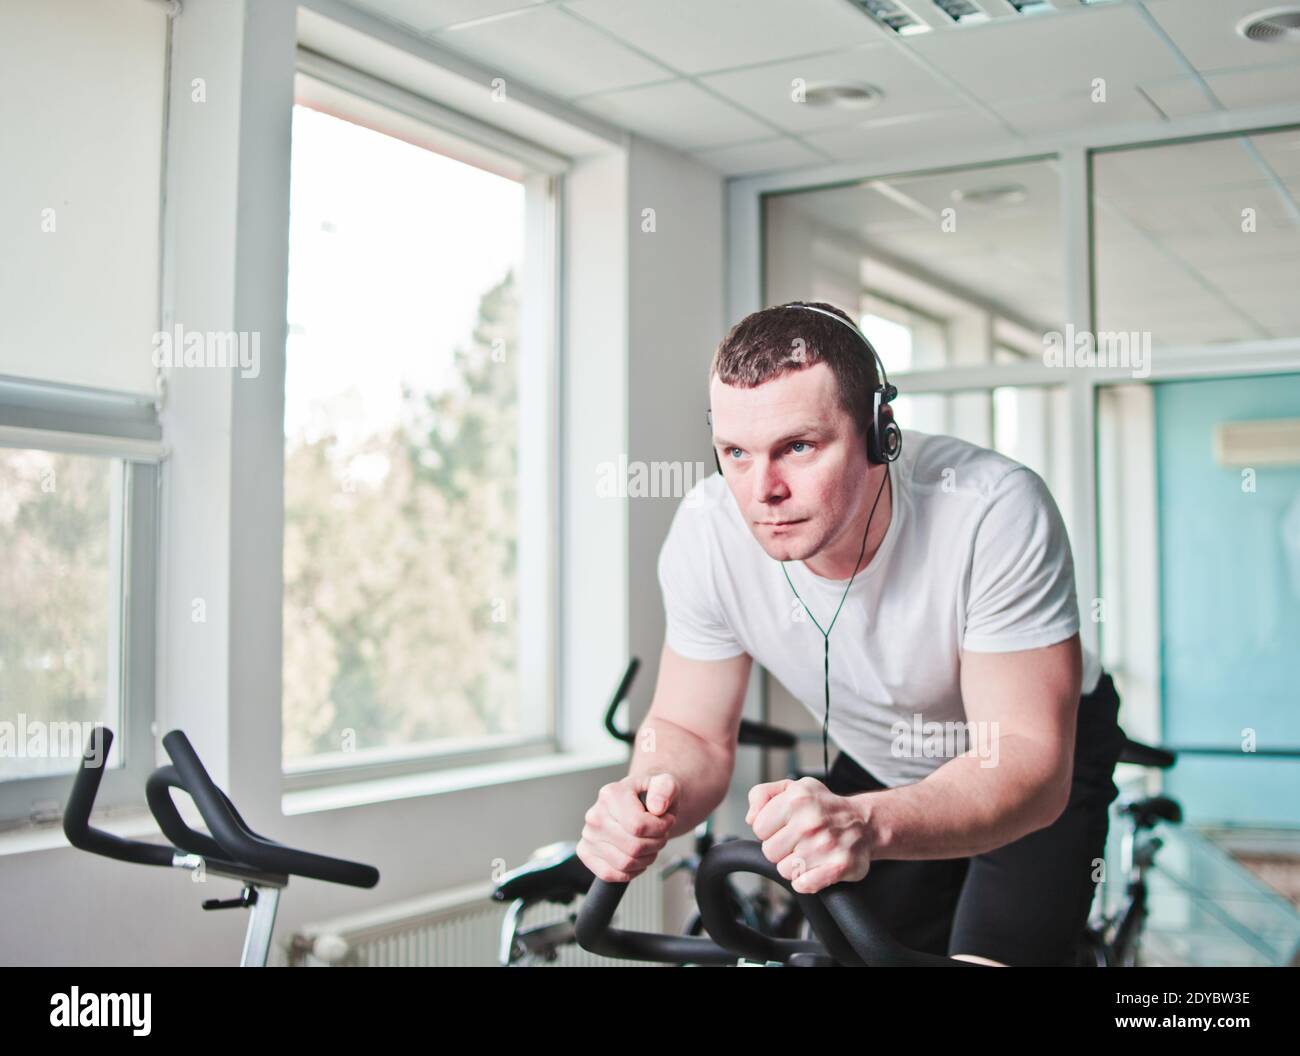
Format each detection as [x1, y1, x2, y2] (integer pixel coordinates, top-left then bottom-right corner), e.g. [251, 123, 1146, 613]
[0, 0, 168, 396]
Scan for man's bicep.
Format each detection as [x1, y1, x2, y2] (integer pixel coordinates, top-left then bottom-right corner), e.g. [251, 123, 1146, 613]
[960, 637, 1082, 808]
[647, 643, 753, 753]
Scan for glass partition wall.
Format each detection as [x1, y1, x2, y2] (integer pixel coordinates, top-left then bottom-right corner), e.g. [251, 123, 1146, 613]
[757, 126, 1300, 833]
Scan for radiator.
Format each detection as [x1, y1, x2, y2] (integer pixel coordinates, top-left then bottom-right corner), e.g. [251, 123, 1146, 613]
[287, 877, 665, 967]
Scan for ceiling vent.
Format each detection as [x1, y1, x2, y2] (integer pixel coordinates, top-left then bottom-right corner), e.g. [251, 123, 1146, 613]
[1236, 6, 1300, 42]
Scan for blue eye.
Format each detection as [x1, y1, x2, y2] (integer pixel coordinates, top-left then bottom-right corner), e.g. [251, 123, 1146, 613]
[790, 441, 810, 454]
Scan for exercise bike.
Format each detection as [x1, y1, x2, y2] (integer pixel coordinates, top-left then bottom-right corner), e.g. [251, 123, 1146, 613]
[1076, 739, 1182, 967]
[492, 657, 806, 965]
[574, 740, 1184, 968]
[62, 726, 380, 966]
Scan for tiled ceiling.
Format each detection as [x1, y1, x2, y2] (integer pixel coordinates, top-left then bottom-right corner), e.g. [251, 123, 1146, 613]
[340, 0, 1300, 346]
[769, 127, 1300, 345]
[340, 0, 1300, 177]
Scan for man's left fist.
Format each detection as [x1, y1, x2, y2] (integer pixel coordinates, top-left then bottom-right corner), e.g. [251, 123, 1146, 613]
[745, 776, 875, 894]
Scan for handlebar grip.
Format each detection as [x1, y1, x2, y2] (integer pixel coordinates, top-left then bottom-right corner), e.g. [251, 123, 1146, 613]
[819, 885, 977, 967]
[602, 657, 640, 744]
[62, 727, 175, 869]
[573, 787, 736, 964]
[161, 730, 379, 889]
[573, 877, 737, 964]
[698, 841, 977, 967]
[737, 718, 798, 750]
[694, 840, 859, 965]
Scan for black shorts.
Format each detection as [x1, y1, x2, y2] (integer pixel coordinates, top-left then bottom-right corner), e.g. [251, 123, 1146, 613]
[823, 671, 1127, 967]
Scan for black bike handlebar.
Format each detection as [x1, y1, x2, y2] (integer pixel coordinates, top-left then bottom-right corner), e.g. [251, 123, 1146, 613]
[573, 875, 741, 964]
[63, 727, 176, 868]
[603, 656, 797, 751]
[1118, 737, 1176, 769]
[603, 658, 641, 744]
[64, 726, 379, 889]
[573, 790, 739, 964]
[696, 840, 978, 967]
[161, 730, 379, 888]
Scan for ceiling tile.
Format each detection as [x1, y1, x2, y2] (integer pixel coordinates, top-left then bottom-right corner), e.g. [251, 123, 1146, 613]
[1206, 61, 1300, 109]
[1144, 0, 1300, 73]
[434, 5, 673, 97]
[989, 86, 1164, 138]
[902, 5, 1186, 104]
[800, 107, 1019, 164]
[560, 0, 884, 76]
[1138, 76, 1219, 120]
[1248, 126, 1300, 180]
[690, 136, 827, 176]
[574, 79, 775, 150]
[699, 43, 961, 134]
[345, 0, 544, 35]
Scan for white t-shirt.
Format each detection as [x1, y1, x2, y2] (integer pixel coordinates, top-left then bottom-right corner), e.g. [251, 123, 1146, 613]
[657, 428, 1102, 788]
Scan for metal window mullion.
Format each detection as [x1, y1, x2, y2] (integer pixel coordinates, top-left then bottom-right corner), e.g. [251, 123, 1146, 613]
[1062, 145, 1100, 661]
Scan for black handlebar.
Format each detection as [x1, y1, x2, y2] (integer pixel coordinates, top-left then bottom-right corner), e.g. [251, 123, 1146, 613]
[1118, 737, 1176, 769]
[63, 726, 379, 889]
[603, 656, 797, 750]
[573, 876, 740, 964]
[63, 727, 175, 869]
[573, 790, 738, 964]
[602, 658, 642, 744]
[162, 731, 378, 888]
[695, 841, 978, 967]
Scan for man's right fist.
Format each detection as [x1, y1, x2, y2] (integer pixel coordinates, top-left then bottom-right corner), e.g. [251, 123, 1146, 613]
[576, 773, 680, 883]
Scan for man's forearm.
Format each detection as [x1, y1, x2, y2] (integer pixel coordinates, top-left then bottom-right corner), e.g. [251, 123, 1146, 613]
[628, 716, 733, 838]
[854, 737, 1068, 861]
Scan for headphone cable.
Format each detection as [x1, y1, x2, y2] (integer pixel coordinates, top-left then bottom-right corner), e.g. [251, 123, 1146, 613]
[780, 465, 891, 779]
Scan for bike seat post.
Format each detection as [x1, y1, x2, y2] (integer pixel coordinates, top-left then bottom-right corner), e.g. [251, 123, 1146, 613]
[240, 884, 282, 967]
[1120, 818, 1136, 879]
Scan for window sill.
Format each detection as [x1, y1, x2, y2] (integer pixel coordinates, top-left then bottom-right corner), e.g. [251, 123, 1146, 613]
[282, 745, 628, 817]
[0, 746, 628, 858]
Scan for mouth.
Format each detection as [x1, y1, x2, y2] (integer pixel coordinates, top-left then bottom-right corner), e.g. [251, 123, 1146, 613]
[757, 518, 807, 530]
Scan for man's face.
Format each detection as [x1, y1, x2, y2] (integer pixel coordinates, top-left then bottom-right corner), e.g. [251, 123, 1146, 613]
[709, 361, 870, 563]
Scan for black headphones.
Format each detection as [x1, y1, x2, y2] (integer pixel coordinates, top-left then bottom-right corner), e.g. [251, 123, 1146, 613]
[708, 302, 902, 473]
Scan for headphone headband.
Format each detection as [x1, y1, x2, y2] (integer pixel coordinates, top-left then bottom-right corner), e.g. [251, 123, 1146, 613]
[779, 303, 896, 403]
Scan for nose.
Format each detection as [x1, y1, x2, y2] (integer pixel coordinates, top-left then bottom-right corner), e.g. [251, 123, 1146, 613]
[756, 456, 789, 504]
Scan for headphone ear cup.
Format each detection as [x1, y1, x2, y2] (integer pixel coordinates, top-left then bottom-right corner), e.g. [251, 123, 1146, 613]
[868, 404, 902, 464]
[879, 405, 902, 463]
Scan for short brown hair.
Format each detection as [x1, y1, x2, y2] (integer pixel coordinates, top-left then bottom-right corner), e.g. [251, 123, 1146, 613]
[709, 300, 880, 444]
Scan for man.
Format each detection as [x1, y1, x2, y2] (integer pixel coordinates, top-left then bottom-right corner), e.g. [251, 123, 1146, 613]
[576, 300, 1126, 967]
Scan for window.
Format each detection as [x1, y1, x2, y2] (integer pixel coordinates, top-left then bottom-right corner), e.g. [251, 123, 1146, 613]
[0, 383, 161, 828]
[282, 71, 559, 784]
